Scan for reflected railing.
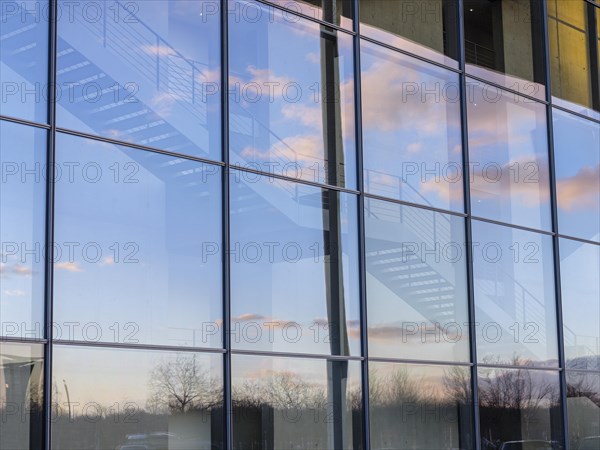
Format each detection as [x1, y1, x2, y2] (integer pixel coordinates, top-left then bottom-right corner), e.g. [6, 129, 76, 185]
[465, 39, 496, 71]
[78, 1, 211, 122]
[364, 168, 452, 249]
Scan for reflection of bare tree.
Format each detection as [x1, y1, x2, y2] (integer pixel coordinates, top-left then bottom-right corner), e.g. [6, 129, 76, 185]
[567, 372, 600, 407]
[147, 354, 220, 413]
[476, 357, 561, 448]
[369, 367, 420, 406]
[443, 365, 471, 405]
[478, 357, 557, 413]
[233, 371, 328, 410]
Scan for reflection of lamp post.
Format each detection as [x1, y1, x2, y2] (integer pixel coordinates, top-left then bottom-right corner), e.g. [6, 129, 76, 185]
[63, 379, 72, 421]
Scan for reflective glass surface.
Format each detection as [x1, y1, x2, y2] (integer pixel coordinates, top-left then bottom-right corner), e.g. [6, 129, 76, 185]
[229, 0, 356, 188]
[52, 346, 223, 450]
[259, 0, 354, 29]
[369, 362, 473, 450]
[0, 342, 44, 450]
[553, 108, 600, 242]
[56, 0, 221, 160]
[231, 354, 362, 450]
[359, 0, 459, 68]
[0, 0, 49, 122]
[548, 0, 599, 117]
[0, 120, 46, 339]
[478, 367, 563, 449]
[472, 221, 559, 367]
[560, 238, 600, 371]
[467, 79, 551, 231]
[53, 133, 223, 348]
[230, 170, 360, 355]
[365, 198, 470, 362]
[464, 0, 545, 99]
[566, 371, 600, 450]
[361, 41, 464, 212]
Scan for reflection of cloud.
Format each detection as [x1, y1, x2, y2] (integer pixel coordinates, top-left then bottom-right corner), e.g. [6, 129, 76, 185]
[469, 157, 550, 207]
[406, 142, 423, 154]
[281, 104, 322, 130]
[0, 263, 34, 277]
[557, 164, 600, 212]
[3, 289, 26, 297]
[55, 262, 83, 273]
[360, 48, 459, 134]
[241, 134, 324, 166]
[141, 44, 174, 57]
[305, 52, 319, 64]
[368, 324, 464, 342]
[232, 313, 270, 322]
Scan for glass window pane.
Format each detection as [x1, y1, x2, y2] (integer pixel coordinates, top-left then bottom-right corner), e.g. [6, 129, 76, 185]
[467, 79, 551, 231]
[53, 133, 222, 348]
[359, 0, 459, 68]
[0, 0, 49, 123]
[232, 354, 362, 450]
[56, 0, 221, 160]
[472, 221, 559, 367]
[0, 120, 46, 339]
[261, 0, 353, 29]
[0, 342, 44, 450]
[553, 108, 600, 243]
[52, 346, 223, 450]
[361, 41, 464, 212]
[230, 170, 360, 355]
[369, 362, 473, 450]
[560, 238, 600, 371]
[548, 0, 599, 117]
[478, 367, 563, 448]
[365, 198, 470, 362]
[566, 371, 600, 450]
[229, 0, 356, 189]
[464, 0, 545, 99]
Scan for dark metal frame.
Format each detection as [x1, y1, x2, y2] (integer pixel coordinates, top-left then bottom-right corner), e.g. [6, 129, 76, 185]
[0, 0, 599, 449]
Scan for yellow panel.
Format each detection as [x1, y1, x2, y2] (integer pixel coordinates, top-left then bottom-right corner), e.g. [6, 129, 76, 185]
[551, 19, 591, 106]
[555, 0, 586, 29]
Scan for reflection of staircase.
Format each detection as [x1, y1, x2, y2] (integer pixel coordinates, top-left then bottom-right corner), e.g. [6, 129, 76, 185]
[365, 189, 459, 326]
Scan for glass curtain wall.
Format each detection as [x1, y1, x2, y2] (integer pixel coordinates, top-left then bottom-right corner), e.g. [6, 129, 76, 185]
[1, 0, 599, 449]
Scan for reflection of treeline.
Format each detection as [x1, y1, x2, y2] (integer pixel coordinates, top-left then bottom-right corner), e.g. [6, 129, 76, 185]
[478, 358, 563, 450]
[51, 355, 224, 450]
[369, 366, 473, 450]
[231, 369, 363, 449]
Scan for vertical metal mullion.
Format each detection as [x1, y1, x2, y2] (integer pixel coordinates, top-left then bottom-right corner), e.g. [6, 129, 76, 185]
[43, 0, 58, 449]
[221, 0, 232, 449]
[456, 1, 481, 449]
[352, 1, 370, 449]
[540, 0, 570, 448]
[587, 2, 600, 110]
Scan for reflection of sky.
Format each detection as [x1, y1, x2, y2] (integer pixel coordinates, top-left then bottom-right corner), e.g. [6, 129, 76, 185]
[467, 79, 552, 231]
[230, 170, 360, 355]
[361, 41, 464, 212]
[472, 221, 558, 366]
[0, 121, 46, 337]
[53, 133, 222, 348]
[365, 198, 470, 362]
[553, 108, 600, 243]
[560, 238, 600, 363]
[229, 0, 356, 188]
[361, 43, 462, 210]
[232, 354, 361, 390]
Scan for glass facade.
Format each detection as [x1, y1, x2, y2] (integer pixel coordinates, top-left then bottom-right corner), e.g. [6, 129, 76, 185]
[1, 1, 599, 449]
